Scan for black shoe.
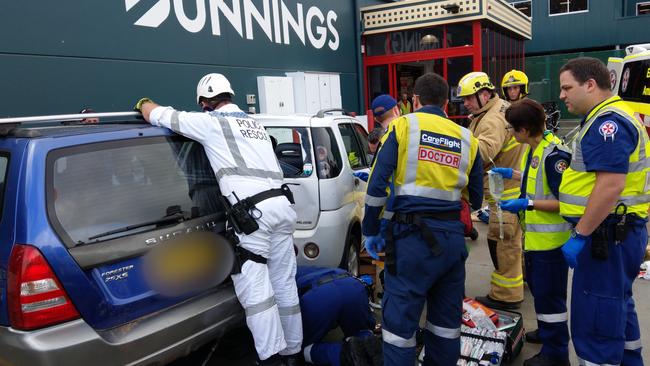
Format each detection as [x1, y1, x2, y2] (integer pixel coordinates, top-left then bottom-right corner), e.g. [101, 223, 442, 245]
[361, 335, 383, 366]
[475, 295, 522, 310]
[258, 354, 283, 366]
[526, 329, 542, 344]
[281, 352, 304, 366]
[523, 353, 570, 366]
[340, 337, 372, 366]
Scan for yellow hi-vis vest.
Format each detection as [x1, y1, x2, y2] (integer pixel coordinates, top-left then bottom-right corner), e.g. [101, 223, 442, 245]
[520, 133, 572, 251]
[392, 113, 479, 202]
[559, 96, 650, 218]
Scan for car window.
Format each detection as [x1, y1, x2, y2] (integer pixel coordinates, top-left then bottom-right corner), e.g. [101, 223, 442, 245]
[311, 127, 343, 179]
[338, 123, 367, 169]
[352, 123, 371, 167]
[48, 137, 224, 246]
[619, 59, 650, 105]
[0, 154, 7, 219]
[266, 127, 314, 178]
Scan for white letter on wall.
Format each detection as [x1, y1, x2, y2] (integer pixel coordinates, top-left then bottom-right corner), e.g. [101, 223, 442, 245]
[326, 10, 339, 51]
[305, 6, 326, 49]
[281, 1, 305, 46]
[244, 0, 273, 41]
[173, 0, 206, 33]
[209, 0, 243, 37]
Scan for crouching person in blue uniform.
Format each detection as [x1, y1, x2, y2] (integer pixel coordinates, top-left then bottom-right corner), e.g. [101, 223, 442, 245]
[558, 57, 648, 366]
[363, 73, 483, 366]
[297, 266, 382, 366]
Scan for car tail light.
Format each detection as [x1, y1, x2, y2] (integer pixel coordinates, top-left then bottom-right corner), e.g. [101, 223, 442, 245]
[7, 244, 80, 330]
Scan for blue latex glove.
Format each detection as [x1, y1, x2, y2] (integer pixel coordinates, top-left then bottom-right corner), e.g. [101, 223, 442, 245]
[489, 167, 513, 179]
[353, 171, 369, 182]
[499, 198, 528, 213]
[561, 235, 588, 269]
[364, 235, 385, 260]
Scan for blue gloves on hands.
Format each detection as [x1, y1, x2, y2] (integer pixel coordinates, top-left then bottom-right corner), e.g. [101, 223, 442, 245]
[489, 167, 513, 179]
[353, 171, 369, 182]
[365, 235, 385, 260]
[561, 235, 589, 269]
[499, 198, 529, 213]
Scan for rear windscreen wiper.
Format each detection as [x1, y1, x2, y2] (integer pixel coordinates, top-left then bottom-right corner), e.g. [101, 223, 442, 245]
[87, 212, 187, 241]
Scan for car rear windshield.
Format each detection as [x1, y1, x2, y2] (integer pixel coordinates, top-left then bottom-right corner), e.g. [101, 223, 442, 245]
[0, 154, 7, 219]
[48, 137, 224, 246]
[266, 127, 314, 178]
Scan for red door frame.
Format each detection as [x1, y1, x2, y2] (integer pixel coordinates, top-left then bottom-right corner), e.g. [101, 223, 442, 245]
[362, 20, 484, 111]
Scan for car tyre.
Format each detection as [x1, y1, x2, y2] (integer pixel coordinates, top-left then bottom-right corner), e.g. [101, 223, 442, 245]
[341, 232, 360, 277]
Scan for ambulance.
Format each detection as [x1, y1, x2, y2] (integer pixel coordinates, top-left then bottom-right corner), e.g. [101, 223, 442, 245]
[607, 43, 650, 135]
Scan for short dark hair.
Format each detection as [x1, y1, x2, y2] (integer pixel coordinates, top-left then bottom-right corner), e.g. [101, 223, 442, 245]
[414, 73, 448, 107]
[559, 57, 611, 90]
[505, 99, 546, 137]
[368, 127, 383, 144]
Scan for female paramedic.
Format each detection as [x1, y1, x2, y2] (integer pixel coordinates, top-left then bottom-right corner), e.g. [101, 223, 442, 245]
[490, 99, 572, 366]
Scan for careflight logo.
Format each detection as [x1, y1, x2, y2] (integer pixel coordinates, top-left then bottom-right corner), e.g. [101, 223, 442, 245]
[125, 0, 340, 50]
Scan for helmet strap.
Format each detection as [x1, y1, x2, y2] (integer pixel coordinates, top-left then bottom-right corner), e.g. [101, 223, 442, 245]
[476, 93, 483, 109]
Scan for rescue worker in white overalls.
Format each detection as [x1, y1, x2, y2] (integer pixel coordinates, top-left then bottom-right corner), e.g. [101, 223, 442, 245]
[558, 58, 648, 366]
[458, 72, 527, 309]
[135, 73, 303, 366]
[363, 73, 484, 366]
[501, 69, 529, 102]
[490, 99, 572, 366]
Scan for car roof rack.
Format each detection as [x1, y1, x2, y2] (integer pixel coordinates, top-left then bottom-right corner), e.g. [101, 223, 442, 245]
[0, 111, 142, 125]
[314, 108, 352, 118]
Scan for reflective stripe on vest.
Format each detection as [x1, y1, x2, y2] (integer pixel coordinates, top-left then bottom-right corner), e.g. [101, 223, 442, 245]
[520, 134, 572, 250]
[394, 113, 476, 202]
[559, 98, 650, 218]
[215, 116, 284, 181]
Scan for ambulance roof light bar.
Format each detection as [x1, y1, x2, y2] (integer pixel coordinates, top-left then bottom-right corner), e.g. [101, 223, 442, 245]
[0, 112, 142, 125]
[625, 43, 650, 56]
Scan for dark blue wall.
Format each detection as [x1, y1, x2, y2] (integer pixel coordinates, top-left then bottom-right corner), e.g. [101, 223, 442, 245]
[506, 1, 650, 55]
[0, 0, 388, 117]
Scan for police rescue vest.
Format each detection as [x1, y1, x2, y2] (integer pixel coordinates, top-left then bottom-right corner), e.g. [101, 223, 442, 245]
[559, 96, 650, 218]
[392, 113, 479, 202]
[520, 133, 572, 251]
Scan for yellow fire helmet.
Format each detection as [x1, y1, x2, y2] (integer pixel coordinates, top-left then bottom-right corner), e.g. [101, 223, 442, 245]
[457, 72, 495, 97]
[501, 69, 529, 98]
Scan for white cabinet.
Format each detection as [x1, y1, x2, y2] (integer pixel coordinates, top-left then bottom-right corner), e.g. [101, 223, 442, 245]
[286, 72, 342, 114]
[257, 76, 295, 115]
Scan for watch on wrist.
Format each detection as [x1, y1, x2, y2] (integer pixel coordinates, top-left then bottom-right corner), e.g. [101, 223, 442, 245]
[571, 228, 589, 240]
[526, 199, 534, 211]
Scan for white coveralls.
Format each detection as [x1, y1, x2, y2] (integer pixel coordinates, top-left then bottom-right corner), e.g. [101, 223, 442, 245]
[150, 104, 303, 360]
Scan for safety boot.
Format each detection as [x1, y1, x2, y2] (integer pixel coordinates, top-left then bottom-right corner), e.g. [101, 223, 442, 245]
[523, 353, 570, 366]
[525, 329, 542, 344]
[281, 352, 304, 366]
[340, 337, 371, 366]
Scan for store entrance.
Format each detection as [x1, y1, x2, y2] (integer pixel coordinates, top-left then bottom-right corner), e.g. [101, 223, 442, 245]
[395, 60, 443, 114]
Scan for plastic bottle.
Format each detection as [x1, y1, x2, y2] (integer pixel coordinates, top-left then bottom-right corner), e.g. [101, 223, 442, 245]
[488, 171, 505, 239]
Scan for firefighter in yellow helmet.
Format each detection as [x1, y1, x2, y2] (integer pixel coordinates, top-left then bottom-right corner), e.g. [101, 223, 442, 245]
[457, 72, 527, 309]
[501, 69, 529, 102]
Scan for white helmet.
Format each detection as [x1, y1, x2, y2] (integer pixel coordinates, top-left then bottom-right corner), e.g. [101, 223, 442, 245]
[196, 73, 235, 104]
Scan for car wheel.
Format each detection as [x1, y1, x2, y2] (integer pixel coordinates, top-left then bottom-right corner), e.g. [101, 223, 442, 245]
[343, 233, 360, 277]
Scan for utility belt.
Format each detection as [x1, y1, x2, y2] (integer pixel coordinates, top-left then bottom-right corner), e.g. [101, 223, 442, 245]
[297, 272, 350, 297]
[219, 184, 295, 274]
[588, 204, 640, 261]
[385, 210, 460, 275]
[223, 184, 295, 236]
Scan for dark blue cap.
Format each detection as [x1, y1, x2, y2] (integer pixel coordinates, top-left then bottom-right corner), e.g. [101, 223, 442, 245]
[371, 94, 397, 118]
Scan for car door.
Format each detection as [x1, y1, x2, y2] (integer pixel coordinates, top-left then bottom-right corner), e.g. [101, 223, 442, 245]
[337, 121, 370, 218]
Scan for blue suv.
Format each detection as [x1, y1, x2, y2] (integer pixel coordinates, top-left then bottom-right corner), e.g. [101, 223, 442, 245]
[0, 113, 243, 365]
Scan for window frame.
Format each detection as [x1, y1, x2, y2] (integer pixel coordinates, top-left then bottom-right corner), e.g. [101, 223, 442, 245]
[637, 1, 650, 15]
[548, 0, 589, 16]
[311, 127, 344, 179]
[510, 0, 532, 18]
[337, 122, 370, 170]
[0, 152, 9, 221]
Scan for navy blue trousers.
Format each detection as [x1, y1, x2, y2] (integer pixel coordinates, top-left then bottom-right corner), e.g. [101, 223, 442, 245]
[382, 219, 467, 366]
[571, 220, 646, 365]
[524, 248, 569, 359]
